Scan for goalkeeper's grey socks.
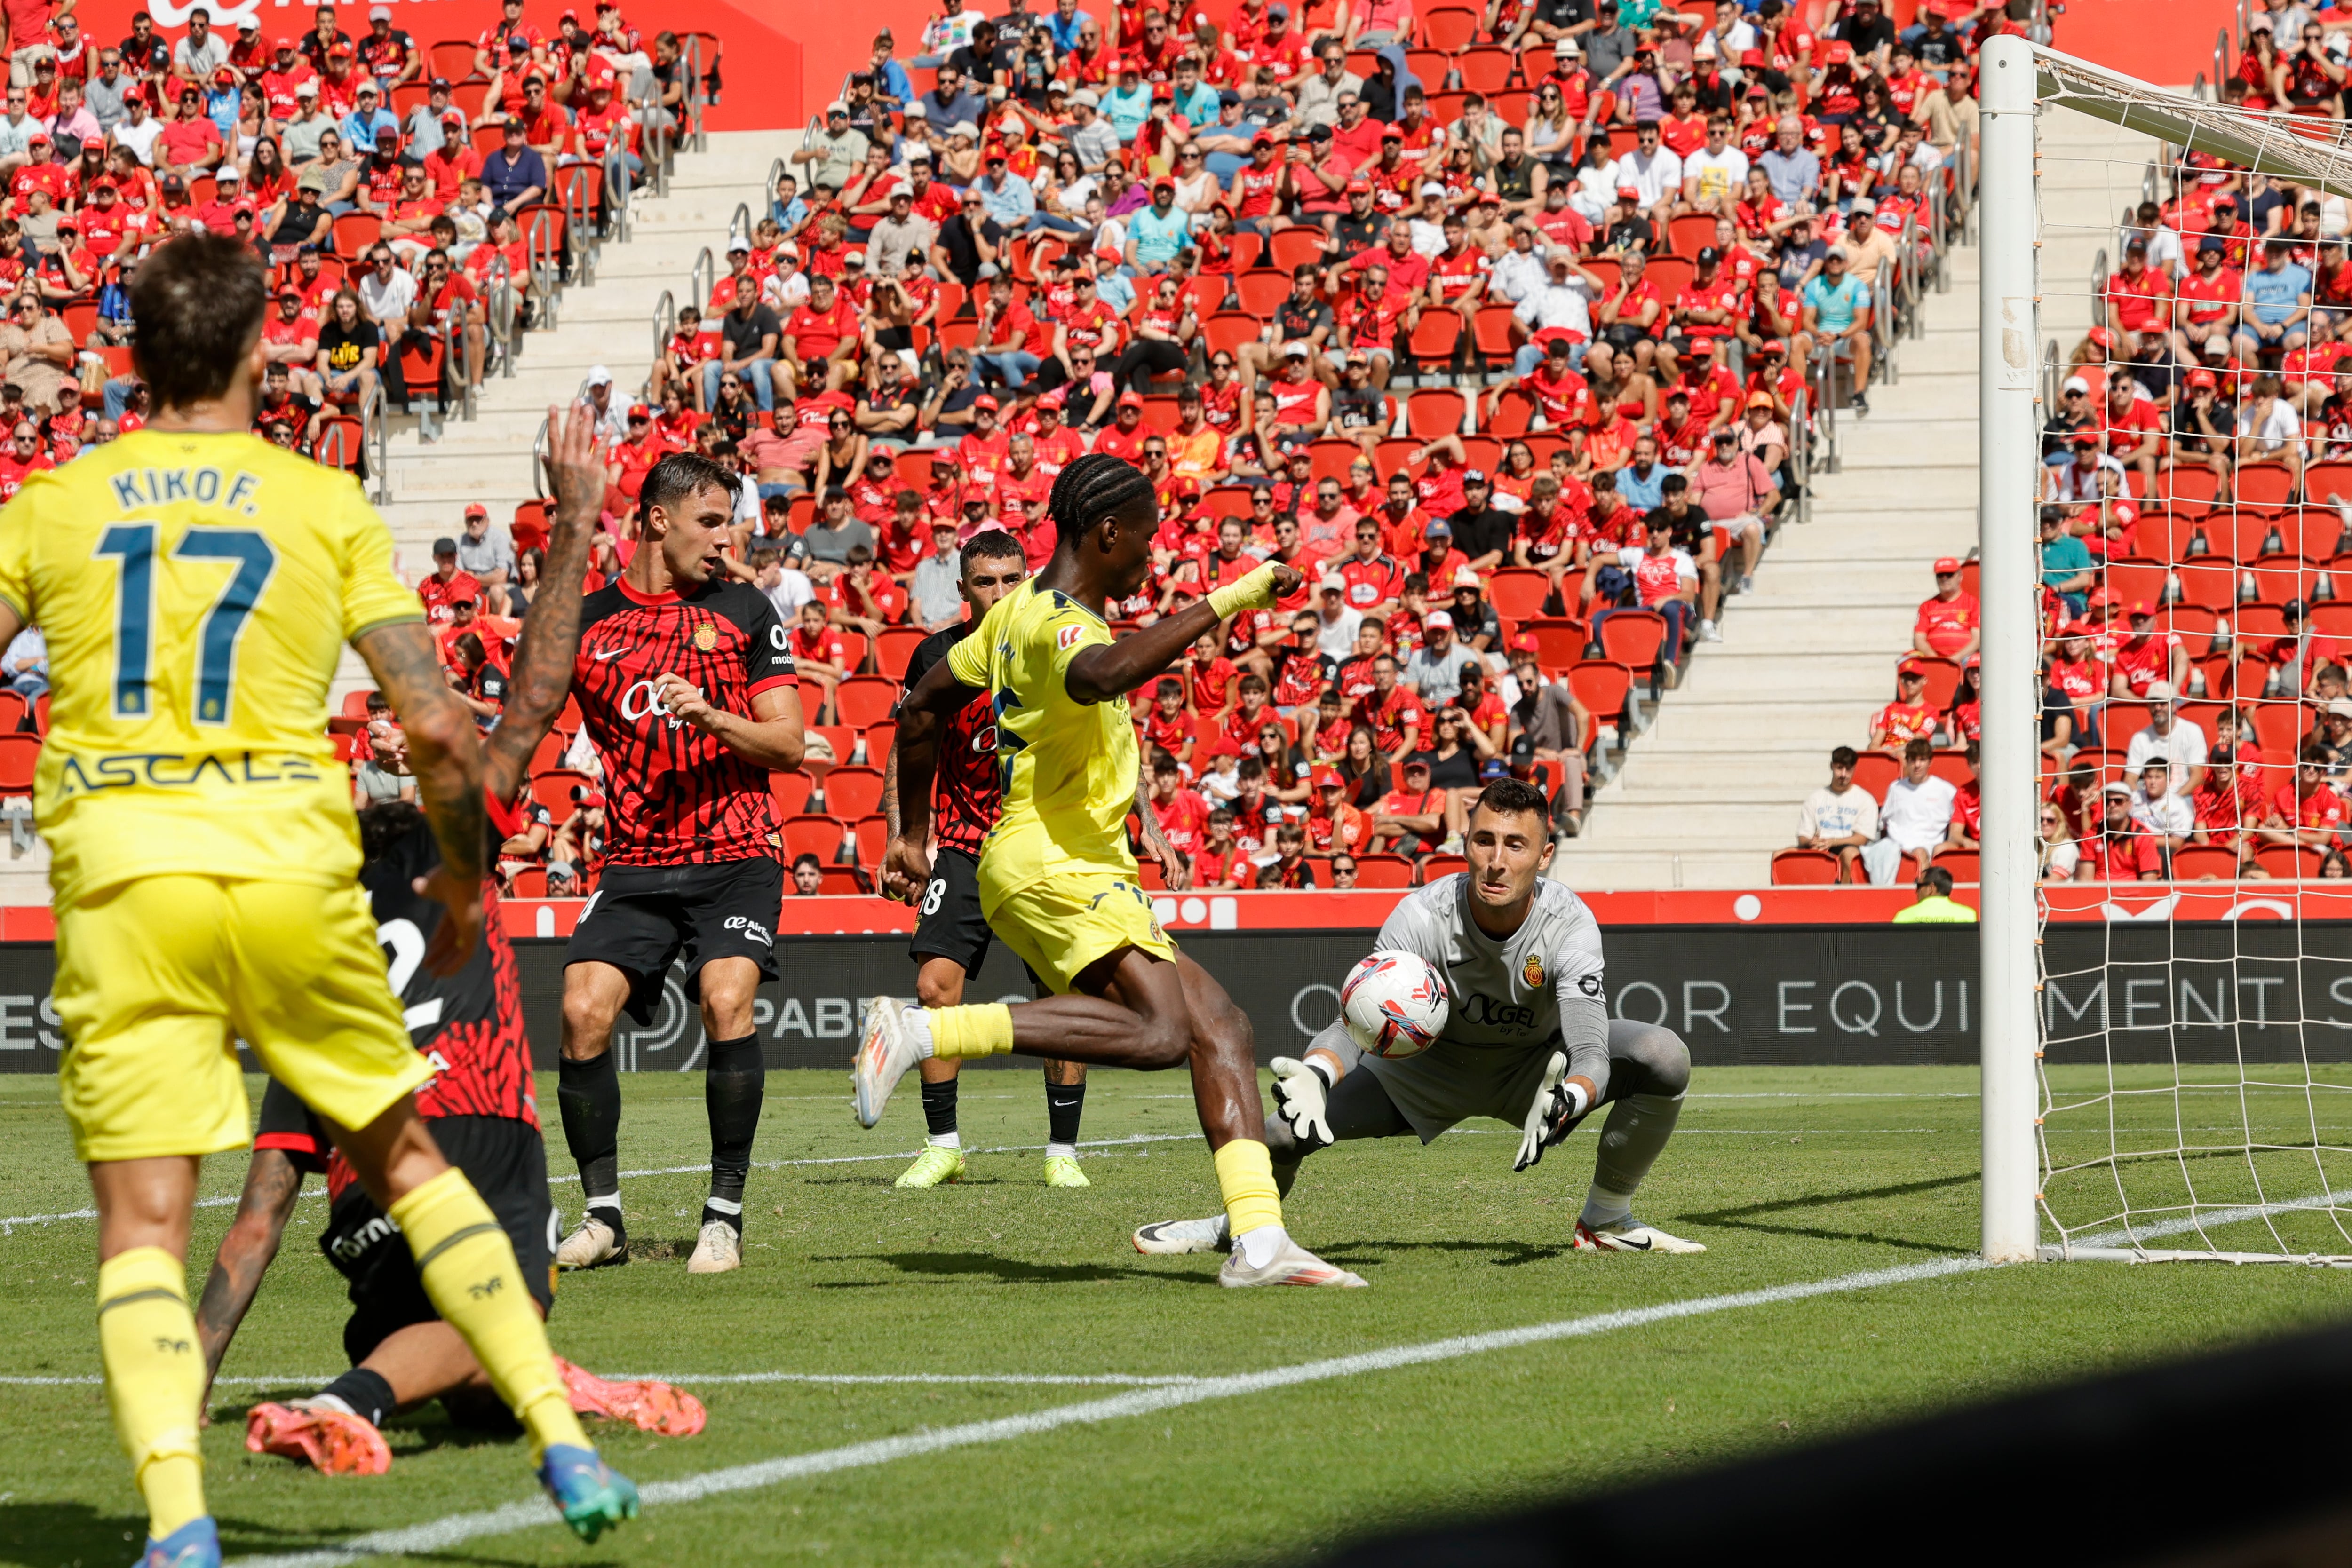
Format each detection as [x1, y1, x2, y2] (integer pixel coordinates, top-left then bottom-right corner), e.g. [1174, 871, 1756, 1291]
[558, 1051, 624, 1235]
[1585, 1093, 1685, 1226]
[703, 1034, 764, 1232]
[920, 1075, 960, 1149]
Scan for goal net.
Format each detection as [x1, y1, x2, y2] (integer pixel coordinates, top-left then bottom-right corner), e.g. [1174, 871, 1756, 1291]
[1979, 36, 2352, 1266]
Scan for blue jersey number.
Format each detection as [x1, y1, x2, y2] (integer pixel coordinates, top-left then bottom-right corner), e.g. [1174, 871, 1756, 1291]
[93, 524, 278, 724]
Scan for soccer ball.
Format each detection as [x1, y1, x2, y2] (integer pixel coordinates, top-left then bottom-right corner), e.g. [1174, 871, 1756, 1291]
[1339, 950, 1448, 1060]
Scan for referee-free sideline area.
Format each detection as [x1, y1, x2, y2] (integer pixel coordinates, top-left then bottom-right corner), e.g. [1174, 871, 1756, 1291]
[3, 1063, 2349, 1568]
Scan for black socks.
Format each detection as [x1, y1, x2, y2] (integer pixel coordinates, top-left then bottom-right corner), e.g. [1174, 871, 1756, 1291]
[703, 1034, 764, 1231]
[920, 1075, 960, 1143]
[1045, 1076, 1086, 1153]
[557, 1052, 622, 1235]
[318, 1366, 396, 1430]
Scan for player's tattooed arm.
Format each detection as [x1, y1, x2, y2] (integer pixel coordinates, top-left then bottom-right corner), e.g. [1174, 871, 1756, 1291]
[881, 744, 901, 840]
[881, 655, 965, 897]
[193, 1149, 304, 1404]
[1133, 766, 1192, 890]
[484, 404, 601, 806]
[354, 618, 485, 974]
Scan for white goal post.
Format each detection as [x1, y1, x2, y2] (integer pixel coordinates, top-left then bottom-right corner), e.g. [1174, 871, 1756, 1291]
[1979, 35, 2352, 1267]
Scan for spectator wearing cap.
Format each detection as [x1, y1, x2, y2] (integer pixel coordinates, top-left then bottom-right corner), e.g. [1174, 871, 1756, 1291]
[482, 114, 546, 210]
[1063, 87, 1119, 173]
[1860, 738, 1955, 886]
[280, 80, 336, 165]
[418, 535, 483, 624]
[1912, 556, 1979, 661]
[975, 145, 1036, 230]
[1801, 245, 1875, 415]
[456, 501, 516, 592]
[1400, 607, 1480, 706]
[2077, 781, 2165, 882]
[1841, 198, 1900, 286]
[2124, 681, 2210, 798]
[1122, 176, 1190, 274]
[2237, 597, 2342, 699]
[1870, 659, 1938, 752]
[2042, 429, 2127, 507]
[1689, 424, 1774, 592]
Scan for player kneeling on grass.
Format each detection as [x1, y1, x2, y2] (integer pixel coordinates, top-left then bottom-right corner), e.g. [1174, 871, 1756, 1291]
[190, 407, 703, 1480]
[1134, 779, 1706, 1258]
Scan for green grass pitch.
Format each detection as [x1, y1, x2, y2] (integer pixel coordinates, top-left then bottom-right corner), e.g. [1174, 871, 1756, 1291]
[2, 1064, 2350, 1568]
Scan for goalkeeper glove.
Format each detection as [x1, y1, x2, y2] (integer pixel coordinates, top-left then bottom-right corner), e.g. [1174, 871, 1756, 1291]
[1512, 1052, 1592, 1172]
[1269, 1055, 1335, 1150]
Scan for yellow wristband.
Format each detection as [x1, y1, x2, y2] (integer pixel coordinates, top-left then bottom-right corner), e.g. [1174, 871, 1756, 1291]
[1208, 563, 1279, 620]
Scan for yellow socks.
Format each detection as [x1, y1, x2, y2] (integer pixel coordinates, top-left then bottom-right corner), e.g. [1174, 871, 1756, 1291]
[96, 1247, 207, 1540]
[927, 1003, 1016, 1061]
[1212, 1139, 1284, 1241]
[388, 1167, 588, 1461]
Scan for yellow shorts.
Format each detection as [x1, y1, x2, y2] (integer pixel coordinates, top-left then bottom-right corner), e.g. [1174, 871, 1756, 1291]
[983, 871, 1177, 998]
[55, 875, 427, 1164]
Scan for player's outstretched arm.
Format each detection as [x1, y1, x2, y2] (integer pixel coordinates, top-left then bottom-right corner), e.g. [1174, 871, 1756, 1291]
[355, 618, 486, 974]
[484, 404, 603, 806]
[193, 1148, 304, 1404]
[1063, 560, 1305, 705]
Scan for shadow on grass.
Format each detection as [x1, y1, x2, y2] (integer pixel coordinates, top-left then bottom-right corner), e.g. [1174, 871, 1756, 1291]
[1316, 1237, 1576, 1268]
[1680, 1171, 1979, 1252]
[809, 1251, 1224, 1287]
[0, 1503, 462, 1568]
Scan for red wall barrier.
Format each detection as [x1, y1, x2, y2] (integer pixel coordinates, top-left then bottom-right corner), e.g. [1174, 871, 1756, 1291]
[2050, 0, 2236, 87]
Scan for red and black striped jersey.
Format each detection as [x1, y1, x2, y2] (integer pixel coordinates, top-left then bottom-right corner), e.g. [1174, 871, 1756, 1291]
[572, 577, 796, 866]
[901, 621, 999, 857]
[253, 804, 535, 1201]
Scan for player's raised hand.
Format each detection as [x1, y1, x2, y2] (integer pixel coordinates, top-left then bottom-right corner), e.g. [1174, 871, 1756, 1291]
[652, 671, 717, 730]
[1267, 561, 1305, 602]
[543, 402, 605, 528]
[1513, 1051, 1569, 1172]
[414, 865, 486, 976]
[881, 833, 933, 902]
[1269, 1056, 1335, 1149]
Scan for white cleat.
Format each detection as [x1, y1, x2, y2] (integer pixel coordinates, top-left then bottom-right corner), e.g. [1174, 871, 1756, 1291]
[556, 1212, 626, 1271]
[1573, 1217, 1708, 1254]
[1218, 1235, 1367, 1288]
[684, 1220, 742, 1274]
[1132, 1214, 1230, 1255]
[852, 997, 919, 1129]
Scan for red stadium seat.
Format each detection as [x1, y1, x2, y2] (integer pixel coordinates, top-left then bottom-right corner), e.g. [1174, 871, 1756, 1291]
[770, 770, 813, 815]
[818, 867, 871, 895]
[2303, 461, 2352, 505]
[1521, 616, 1588, 672]
[508, 868, 548, 897]
[1565, 659, 1631, 725]
[2257, 844, 2322, 879]
[782, 814, 847, 861]
[1668, 214, 1719, 258]
[1455, 46, 1513, 93]
[1235, 272, 1292, 317]
[825, 766, 886, 820]
[2250, 558, 2322, 605]
[1771, 848, 1842, 885]
[0, 733, 34, 791]
[526, 731, 567, 775]
[853, 814, 889, 868]
[2155, 464, 2222, 507]
[1927, 750, 1973, 790]
[1405, 388, 1466, 438]
[865, 721, 897, 766]
[1471, 305, 1519, 369]
[1203, 311, 1263, 358]
[2273, 507, 2342, 561]
[1933, 849, 1980, 883]
[2172, 559, 2243, 612]
[835, 630, 870, 672]
[1645, 256, 1693, 298]
[1309, 438, 1361, 485]
[1419, 852, 1469, 881]
[530, 768, 592, 821]
[1226, 232, 1264, 273]
[1423, 6, 1480, 47]
[1595, 610, 1667, 670]
[1139, 396, 1183, 432]
[1406, 310, 1462, 375]
[2236, 464, 2295, 506]
[429, 39, 477, 79]
[2171, 844, 2242, 880]
[2204, 512, 2276, 563]
[331, 212, 381, 255]
[874, 626, 926, 680]
[1353, 853, 1415, 887]
[1267, 229, 1329, 273]
[1486, 569, 1552, 622]
[1851, 751, 1899, 801]
[1910, 656, 1962, 710]
[2104, 557, 2168, 610]
[834, 675, 900, 729]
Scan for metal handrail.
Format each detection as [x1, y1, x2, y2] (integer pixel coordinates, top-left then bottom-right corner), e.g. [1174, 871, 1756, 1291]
[688, 245, 715, 320]
[768, 156, 788, 224]
[362, 379, 389, 504]
[683, 33, 708, 153]
[650, 286, 676, 374]
[2040, 338, 2060, 429]
[1810, 341, 1839, 471]
[529, 413, 548, 496]
[445, 309, 476, 421]
[729, 201, 752, 243]
[564, 173, 597, 287]
[487, 252, 523, 377]
[1872, 258, 1897, 386]
[526, 207, 562, 330]
[2088, 245, 2109, 333]
[605, 146, 632, 244]
[1789, 383, 1812, 527]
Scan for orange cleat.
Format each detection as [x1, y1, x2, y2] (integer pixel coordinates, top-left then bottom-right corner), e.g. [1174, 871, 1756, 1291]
[245, 1400, 393, 1476]
[555, 1355, 708, 1437]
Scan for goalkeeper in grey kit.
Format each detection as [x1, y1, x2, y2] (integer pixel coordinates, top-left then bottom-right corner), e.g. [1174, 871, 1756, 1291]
[1133, 778, 1705, 1256]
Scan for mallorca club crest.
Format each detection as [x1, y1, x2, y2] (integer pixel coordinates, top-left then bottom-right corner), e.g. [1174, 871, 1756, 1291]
[1522, 953, 1545, 990]
[692, 620, 719, 653]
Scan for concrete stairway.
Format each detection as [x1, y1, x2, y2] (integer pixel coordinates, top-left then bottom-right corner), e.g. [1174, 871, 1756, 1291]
[1554, 104, 2149, 890]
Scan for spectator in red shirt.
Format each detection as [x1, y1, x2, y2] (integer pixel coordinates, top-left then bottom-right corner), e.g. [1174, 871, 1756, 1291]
[1194, 808, 1249, 889]
[1305, 764, 1369, 852]
[2077, 783, 2165, 881]
[1367, 755, 1446, 855]
[2263, 746, 2348, 849]
[2109, 602, 2188, 698]
[1357, 652, 1426, 762]
[1148, 751, 1210, 868]
[788, 598, 849, 723]
[2236, 597, 2342, 698]
[415, 536, 481, 623]
[1871, 660, 1939, 752]
[1912, 555, 1980, 659]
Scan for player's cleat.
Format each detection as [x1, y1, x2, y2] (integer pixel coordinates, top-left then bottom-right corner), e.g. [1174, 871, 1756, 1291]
[853, 996, 920, 1129]
[136, 1516, 219, 1568]
[684, 1219, 741, 1275]
[1573, 1217, 1708, 1254]
[894, 1144, 968, 1188]
[554, 1356, 708, 1437]
[246, 1398, 393, 1476]
[1041, 1155, 1089, 1188]
[1132, 1214, 1228, 1255]
[537, 1443, 640, 1543]
[556, 1212, 627, 1271]
[1218, 1236, 1367, 1288]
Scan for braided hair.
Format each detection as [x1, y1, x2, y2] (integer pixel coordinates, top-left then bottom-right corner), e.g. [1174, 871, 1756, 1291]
[1047, 451, 1156, 549]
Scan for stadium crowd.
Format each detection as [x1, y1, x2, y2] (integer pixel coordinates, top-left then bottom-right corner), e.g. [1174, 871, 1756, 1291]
[369, 0, 1990, 896]
[1780, 57, 2352, 886]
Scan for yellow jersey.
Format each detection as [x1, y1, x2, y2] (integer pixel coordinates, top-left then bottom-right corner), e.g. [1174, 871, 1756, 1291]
[0, 429, 423, 906]
[947, 578, 1138, 901]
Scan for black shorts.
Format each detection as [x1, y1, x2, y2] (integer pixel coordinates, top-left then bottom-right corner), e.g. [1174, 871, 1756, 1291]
[567, 856, 785, 1024]
[318, 1115, 555, 1366]
[909, 845, 993, 975]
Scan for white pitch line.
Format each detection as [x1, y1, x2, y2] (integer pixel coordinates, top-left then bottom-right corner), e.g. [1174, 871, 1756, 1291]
[227, 1253, 1996, 1568]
